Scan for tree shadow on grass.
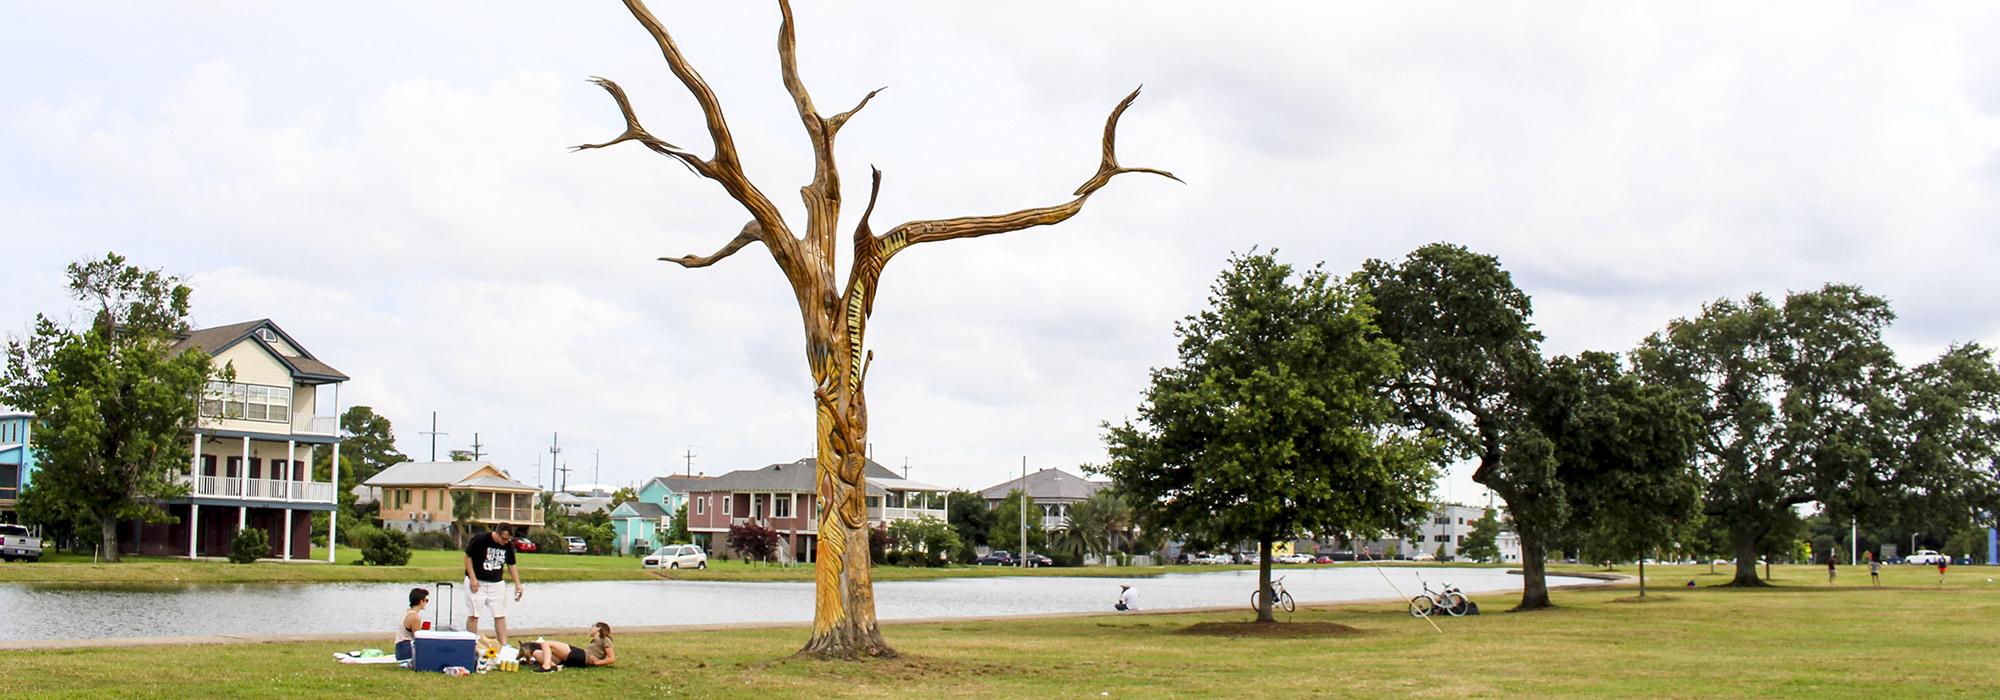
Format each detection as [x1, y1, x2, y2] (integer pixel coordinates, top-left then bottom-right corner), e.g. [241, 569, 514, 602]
[1178, 621, 1365, 638]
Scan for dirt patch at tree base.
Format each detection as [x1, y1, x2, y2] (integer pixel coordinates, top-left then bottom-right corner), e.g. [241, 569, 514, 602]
[1177, 621, 1364, 638]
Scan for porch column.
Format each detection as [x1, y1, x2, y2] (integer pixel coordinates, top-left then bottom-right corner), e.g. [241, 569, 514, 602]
[328, 437, 341, 563]
[239, 505, 247, 531]
[188, 504, 200, 560]
[239, 436, 250, 497]
[191, 432, 203, 478]
[285, 440, 296, 502]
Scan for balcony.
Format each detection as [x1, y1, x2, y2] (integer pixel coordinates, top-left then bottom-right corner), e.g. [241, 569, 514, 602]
[178, 474, 335, 503]
[292, 415, 340, 437]
[474, 506, 544, 526]
[869, 506, 947, 523]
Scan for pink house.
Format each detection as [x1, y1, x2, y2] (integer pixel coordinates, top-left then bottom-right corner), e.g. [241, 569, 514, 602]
[685, 458, 948, 562]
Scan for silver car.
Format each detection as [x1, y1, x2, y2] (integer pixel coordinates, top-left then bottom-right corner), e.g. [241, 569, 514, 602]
[643, 544, 709, 570]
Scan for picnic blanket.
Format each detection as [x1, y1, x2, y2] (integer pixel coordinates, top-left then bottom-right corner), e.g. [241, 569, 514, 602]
[333, 650, 405, 666]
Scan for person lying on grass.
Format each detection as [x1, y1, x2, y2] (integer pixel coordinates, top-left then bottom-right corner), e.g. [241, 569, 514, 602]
[522, 622, 616, 671]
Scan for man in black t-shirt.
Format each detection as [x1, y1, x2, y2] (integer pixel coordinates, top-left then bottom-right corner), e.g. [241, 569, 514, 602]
[463, 528, 524, 645]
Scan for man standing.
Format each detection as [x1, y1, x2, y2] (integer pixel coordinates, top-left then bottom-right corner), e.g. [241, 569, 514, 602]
[464, 527, 525, 645]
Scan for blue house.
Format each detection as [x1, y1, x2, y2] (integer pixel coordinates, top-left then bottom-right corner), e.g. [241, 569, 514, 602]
[611, 474, 709, 555]
[0, 408, 34, 524]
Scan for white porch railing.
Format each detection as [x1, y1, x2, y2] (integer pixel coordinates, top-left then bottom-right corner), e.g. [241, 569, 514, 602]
[476, 506, 545, 525]
[293, 415, 340, 436]
[180, 474, 335, 504]
[869, 506, 947, 523]
[1042, 516, 1068, 531]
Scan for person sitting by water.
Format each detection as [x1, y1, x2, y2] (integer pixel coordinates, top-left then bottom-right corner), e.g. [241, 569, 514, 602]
[523, 622, 617, 672]
[395, 587, 429, 661]
[1115, 584, 1138, 612]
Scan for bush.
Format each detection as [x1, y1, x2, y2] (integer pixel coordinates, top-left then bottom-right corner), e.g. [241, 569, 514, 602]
[409, 529, 457, 550]
[342, 523, 381, 549]
[229, 528, 270, 564]
[362, 529, 412, 566]
[868, 526, 889, 565]
[727, 522, 782, 563]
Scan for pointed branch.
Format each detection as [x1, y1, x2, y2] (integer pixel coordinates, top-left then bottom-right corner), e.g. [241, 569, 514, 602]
[776, 0, 824, 136]
[571, 77, 706, 176]
[660, 221, 765, 269]
[611, 0, 797, 266]
[873, 87, 1179, 254]
[829, 87, 886, 133]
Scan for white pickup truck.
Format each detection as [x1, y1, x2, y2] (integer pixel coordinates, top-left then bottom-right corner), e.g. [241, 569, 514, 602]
[0, 523, 42, 562]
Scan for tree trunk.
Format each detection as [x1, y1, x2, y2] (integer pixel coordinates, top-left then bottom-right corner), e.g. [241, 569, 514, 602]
[99, 515, 121, 563]
[1515, 537, 1551, 610]
[796, 342, 896, 659]
[1639, 558, 1646, 598]
[1255, 538, 1275, 623]
[1729, 531, 1767, 587]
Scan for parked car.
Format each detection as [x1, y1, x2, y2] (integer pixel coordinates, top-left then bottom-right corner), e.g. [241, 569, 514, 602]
[643, 544, 709, 569]
[1314, 555, 1334, 565]
[565, 536, 588, 554]
[1024, 553, 1054, 567]
[1411, 552, 1436, 562]
[977, 551, 1016, 566]
[1906, 550, 1947, 565]
[513, 536, 538, 553]
[0, 524, 41, 562]
[1276, 553, 1313, 565]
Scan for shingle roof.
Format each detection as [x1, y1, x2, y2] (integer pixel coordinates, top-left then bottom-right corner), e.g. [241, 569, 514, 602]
[365, 462, 536, 491]
[977, 468, 1109, 502]
[647, 474, 714, 494]
[615, 501, 669, 519]
[688, 458, 936, 495]
[171, 319, 349, 382]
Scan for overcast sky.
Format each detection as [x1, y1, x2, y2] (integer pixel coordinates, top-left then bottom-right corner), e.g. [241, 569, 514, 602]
[5, 2, 1998, 500]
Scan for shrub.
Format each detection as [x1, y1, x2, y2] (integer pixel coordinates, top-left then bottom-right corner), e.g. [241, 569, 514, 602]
[342, 523, 381, 549]
[362, 529, 412, 566]
[229, 528, 270, 564]
[409, 529, 458, 550]
[727, 522, 782, 563]
[868, 526, 889, 565]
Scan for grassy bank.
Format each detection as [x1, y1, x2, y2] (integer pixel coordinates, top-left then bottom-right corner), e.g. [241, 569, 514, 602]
[0, 549, 1208, 585]
[4, 563, 1996, 698]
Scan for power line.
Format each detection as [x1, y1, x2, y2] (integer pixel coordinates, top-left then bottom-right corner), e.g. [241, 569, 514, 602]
[419, 411, 448, 462]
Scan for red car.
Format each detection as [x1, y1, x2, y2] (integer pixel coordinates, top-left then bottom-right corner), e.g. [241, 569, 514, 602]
[512, 537, 538, 553]
[1314, 555, 1333, 564]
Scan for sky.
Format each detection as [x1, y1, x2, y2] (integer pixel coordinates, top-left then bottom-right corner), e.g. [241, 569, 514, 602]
[4, 2, 1999, 501]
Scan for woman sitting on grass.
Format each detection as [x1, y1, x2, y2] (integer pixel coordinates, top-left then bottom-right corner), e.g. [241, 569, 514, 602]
[394, 588, 429, 661]
[523, 622, 616, 672]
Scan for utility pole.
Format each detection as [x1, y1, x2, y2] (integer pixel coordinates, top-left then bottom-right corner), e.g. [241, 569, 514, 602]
[420, 411, 448, 462]
[1851, 518, 1858, 566]
[594, 450, 601, 494]
[683, 447, 696, 477]
[548, 433, 562, 496]
[467, 432, 486, 462]
[557, 462, 573, 493]
[903, 457, 909, 480]
[1019, 456, 1028, 569]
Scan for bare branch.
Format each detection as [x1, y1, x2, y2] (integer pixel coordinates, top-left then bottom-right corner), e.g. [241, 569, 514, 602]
[873, 87, 1179, 254]
[829, 87, 887, 133]
[570, 77, 705, 176]
[776, 0, 824, 135]
[659, 221, 765, 269]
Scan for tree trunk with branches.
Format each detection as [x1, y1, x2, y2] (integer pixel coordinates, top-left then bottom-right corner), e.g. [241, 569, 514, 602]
[579, 0, 1175, 659]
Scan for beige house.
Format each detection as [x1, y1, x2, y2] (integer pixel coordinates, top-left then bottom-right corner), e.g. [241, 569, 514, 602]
[364, 461, 543, 534]
[126, 319, 347, 560]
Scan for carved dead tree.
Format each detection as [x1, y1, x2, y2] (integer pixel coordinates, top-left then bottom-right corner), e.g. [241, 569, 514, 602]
[578, 0, 1177, 659]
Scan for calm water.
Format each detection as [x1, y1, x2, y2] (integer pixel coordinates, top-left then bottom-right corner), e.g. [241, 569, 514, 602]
[0, 566, 1601, 642]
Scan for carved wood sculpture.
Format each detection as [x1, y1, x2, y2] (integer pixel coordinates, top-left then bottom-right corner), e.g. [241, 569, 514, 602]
[577, 0, 1177, 659]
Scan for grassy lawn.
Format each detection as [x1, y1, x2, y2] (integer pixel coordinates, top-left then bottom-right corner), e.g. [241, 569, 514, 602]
[4, 563, 1996, 698]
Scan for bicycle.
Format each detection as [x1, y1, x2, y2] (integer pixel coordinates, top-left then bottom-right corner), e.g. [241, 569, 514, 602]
[1406, 574, 1468, 618]
[1250, 575, 1296, 614]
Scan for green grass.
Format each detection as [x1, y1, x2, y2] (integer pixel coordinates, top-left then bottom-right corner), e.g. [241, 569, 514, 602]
[5, 563, 1997, 698]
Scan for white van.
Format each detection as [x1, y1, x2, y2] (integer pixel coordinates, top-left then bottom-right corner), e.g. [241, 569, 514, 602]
[643, 544, 709, 570]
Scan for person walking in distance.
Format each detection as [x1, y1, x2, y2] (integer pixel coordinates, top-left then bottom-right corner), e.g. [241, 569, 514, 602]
[1868, 552, 1881, 587]
[1826, 554, 1837, 585]
[1937, 556, 1949, 586]
[463, 527, 525, 646]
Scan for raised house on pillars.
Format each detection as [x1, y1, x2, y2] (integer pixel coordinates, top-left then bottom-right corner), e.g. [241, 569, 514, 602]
[684, 458, 948, 562]
[125, 320, 348, 560]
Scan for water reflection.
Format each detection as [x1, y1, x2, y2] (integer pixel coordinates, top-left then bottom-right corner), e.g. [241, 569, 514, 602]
[0, 566, 1599, 642]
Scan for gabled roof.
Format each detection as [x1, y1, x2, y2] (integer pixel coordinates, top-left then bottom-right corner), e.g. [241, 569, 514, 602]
[644, 474, 713, 495]
[612, 501, 669, 519]
[688, 458, 927, 495]
[365, 461, 536, 492]
[172, 319, 348, 383]
[977, 468, 1109, 501]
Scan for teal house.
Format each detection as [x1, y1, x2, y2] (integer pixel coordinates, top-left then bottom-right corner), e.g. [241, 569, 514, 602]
[611, 475, 708, 555]
[0, 408, 35, 524]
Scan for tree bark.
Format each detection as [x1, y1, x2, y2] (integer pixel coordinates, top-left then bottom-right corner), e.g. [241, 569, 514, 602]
[1638, 557, 1646, 598]
[1255, 537, 1275, 623]
[1515, 538, 1551, 610]
[1729, 531, 1767, 587]
[99, 515, 121, 563]
[796, 333, 895, 659]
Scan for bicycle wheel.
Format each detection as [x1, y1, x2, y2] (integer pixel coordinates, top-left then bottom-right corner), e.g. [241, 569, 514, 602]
[1279, 591, 1296, 613]
[1441, 592, 1469, 617]
[1250, 590, 1263, 613]
[1408, 595, 1435, 618]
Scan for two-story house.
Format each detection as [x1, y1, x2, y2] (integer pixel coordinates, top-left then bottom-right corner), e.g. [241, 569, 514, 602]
[610, 474, 709, 555]
[364, 461, 544, 534]
[978, 467, 1109, 531]
[121, 320, 348, 560]
[684, 458, 948, 562]
[0, 408, 34, 524]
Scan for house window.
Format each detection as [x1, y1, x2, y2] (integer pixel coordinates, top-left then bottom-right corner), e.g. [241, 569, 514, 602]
[201, 381, 291, 422]
[773, 494, 794, 519]
[1433, 516, 1450, 525]
[1434, 534, 1450, 543]
[695, 496, 706, 515]
[422, 489, 430, 511]
[722, 495, 731, 515]
[256, 328, 278, 343]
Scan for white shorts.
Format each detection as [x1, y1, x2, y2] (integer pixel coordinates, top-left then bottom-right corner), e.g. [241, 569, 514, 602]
[467, 579, 509, 619]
